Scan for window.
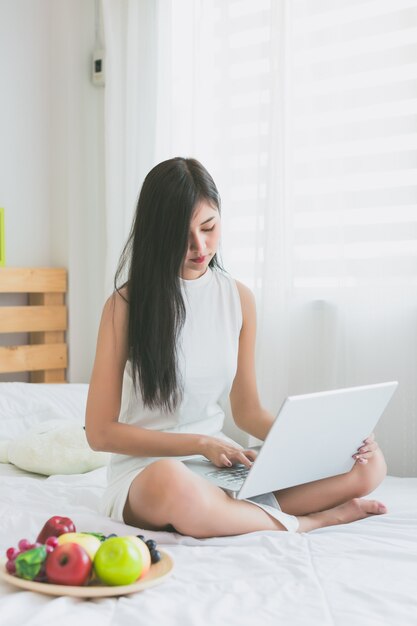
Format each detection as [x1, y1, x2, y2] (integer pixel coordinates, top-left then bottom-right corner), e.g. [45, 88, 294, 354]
[289, 0, 417, 290]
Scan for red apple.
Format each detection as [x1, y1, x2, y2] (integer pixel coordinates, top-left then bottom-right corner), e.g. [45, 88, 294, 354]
[45, 543, 92, 586]
[36, 516, 76, 544]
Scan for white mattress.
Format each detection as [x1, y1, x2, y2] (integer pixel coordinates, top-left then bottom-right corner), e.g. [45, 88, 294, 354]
[0, 463, 416, 626]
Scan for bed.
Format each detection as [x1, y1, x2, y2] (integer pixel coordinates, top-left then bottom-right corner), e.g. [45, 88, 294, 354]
[0, 268, 416, 625]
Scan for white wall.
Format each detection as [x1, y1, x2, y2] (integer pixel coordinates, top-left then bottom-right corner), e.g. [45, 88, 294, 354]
[0, 0, 51, 264]
[0, 0, 105, 382]
[48, 0, 106, 383]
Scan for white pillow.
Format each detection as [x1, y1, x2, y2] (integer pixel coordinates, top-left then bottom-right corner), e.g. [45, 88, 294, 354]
[0, 383, 109, 475]
[1, 419, 109, 476]
[0, 383, 89, 441]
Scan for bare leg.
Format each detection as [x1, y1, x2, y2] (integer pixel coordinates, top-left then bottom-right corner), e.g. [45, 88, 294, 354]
[274, 447, 387, 516]
[297, 499, 386, 533]
[123, 458, 387, 538]
[124, 459, 287, 536]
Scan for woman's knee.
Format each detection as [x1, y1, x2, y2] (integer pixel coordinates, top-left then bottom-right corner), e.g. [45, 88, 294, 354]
[130, 459, 199, 513]
[136, 459, 187, 500]
[124, 459, 191, 528]
[350, 448, 387, 497]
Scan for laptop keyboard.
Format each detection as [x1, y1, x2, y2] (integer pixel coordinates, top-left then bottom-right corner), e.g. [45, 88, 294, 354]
[205, 465, 250, 489]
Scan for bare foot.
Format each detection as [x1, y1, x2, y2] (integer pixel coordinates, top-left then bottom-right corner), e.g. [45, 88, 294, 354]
[298, 498, 387, 533]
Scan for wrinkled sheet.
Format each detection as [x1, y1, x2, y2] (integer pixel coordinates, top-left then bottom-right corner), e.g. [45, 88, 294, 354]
[0, 464, 416, 626]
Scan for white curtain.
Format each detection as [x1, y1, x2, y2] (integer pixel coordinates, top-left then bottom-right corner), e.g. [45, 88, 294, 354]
[101, 0, 159, 292]
[102, 0, 417, 476]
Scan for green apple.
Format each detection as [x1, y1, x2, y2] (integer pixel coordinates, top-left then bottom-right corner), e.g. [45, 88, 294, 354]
[125, 536, 151, 577]
[57, 532, 101, 560]
[93, 537, 143, 586]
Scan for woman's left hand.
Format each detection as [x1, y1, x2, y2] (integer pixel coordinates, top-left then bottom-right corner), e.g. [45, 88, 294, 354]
[352, 432, 379, 465]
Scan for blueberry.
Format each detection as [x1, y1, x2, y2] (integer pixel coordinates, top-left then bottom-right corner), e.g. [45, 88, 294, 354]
[146, 539, 157, 550]
[106, 533, 118, 539]
[136, 534, 145, 541]
[150, 548, 161, 564]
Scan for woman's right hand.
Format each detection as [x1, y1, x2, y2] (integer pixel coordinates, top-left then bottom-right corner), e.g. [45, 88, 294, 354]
[200, 436, 258, 468]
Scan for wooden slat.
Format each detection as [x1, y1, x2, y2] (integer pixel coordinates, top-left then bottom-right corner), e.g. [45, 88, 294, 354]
[31, 331, 65, 345]
[0, 344, 67, 374]
[29, 293, 64, 306]
[30, 369, 66, 383]
[0, 306, 67, 333]
[0, 268, 67, 293]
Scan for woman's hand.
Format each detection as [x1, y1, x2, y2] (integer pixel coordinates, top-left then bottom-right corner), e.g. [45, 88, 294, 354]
[200, 436, 258, 468]
[352, 432, 379, 465]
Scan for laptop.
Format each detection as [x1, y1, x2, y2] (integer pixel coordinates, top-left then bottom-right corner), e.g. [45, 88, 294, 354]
[183, 381, 398, 500]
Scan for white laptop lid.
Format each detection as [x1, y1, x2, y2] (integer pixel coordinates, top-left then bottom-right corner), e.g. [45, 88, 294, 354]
[238, 381, 398, 499]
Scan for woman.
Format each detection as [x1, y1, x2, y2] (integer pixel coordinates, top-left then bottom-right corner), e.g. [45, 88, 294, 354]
[85, 157, 388, 537]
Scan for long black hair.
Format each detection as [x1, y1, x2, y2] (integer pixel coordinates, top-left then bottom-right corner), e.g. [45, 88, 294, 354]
[115, 157, 223, 412]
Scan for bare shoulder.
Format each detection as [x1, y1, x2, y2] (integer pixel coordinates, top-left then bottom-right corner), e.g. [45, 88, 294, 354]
[101, 287, 129, 325]
[91, 287, 129, 381]
[97, 287, 129, 358]
[105, 285, 128, 310]
[234, 279, 256, 321]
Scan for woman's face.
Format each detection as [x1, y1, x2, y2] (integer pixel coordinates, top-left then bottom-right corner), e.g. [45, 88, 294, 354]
[181, 200, 221, 280]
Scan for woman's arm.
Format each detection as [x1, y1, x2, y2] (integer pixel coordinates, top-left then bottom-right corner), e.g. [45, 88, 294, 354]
[85, 291, 204, 457]
[230, 285, 382, 462]
[85, 290, 253, 466]
[229, 281, 276, 441]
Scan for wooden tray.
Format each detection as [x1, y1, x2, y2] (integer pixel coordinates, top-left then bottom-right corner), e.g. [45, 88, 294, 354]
[0, 550, 174, 598]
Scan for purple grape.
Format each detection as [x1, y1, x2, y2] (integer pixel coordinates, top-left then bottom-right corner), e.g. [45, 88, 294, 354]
[6, 547, 18, 561]
[6, 560, 16, 575]
[18, 539, 31, 552]
[34, 563, 47, 582]
[150, 548, 161, 564]
[45, 536, 58, 548]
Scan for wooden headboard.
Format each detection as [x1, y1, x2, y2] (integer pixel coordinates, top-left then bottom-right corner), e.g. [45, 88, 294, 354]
[0, 268, 68, 382]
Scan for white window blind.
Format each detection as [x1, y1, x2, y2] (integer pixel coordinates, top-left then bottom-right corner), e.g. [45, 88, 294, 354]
[163, 0, 417, 293]
[207, 0, 275, 290]
[289, 0, 417, 290]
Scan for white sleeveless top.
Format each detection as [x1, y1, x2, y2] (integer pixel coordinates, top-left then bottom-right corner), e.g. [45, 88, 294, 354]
[102, 268, 242, 519]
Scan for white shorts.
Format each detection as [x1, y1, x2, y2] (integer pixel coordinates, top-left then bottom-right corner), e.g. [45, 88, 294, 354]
[244, 492, 299, 532]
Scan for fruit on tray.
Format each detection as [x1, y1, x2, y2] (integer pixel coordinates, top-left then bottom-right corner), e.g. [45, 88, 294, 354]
[93, 537, 143, 586]
[6, 539, 50, 581]
[4, 517, 162, 587]
[36, 516, 76, 544]
[45, 543, 92, 586]
[15, 545, 48, 581]
[136, 534, 162, 564]
[125, 536, 151, 576]
[57, 532, 101, 560]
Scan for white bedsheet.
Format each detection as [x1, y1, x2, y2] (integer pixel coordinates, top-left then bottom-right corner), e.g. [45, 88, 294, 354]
[0, 464, 416, 626]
